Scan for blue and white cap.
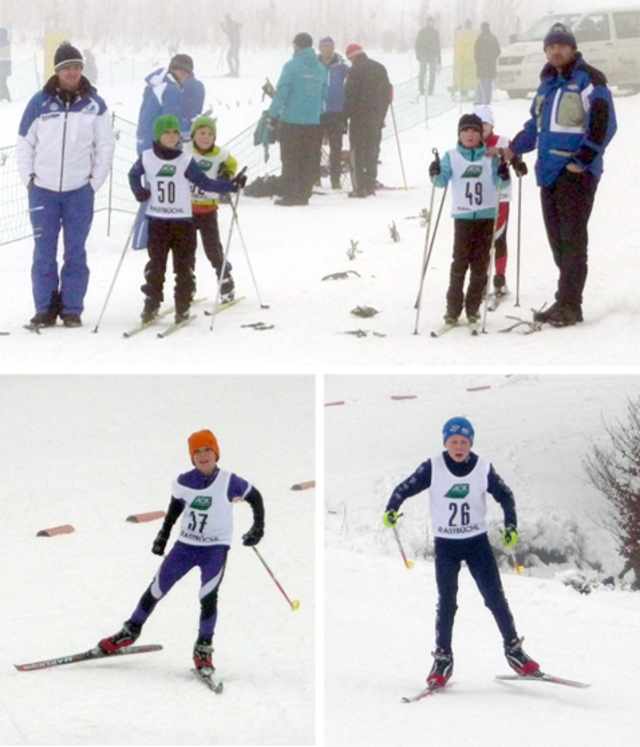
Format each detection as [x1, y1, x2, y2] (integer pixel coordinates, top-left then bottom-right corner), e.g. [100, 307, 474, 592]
[442, 416, 474, 445]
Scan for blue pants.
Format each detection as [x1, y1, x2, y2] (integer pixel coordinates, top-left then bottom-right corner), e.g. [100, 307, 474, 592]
[434, 533, 517, 652]
[129, 542, 228, 642]
[28, 183, 95, 315]
[476, 78, 493, 105]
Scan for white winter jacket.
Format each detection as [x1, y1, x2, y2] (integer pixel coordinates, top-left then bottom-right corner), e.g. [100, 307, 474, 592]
[16, 76, 115, 193]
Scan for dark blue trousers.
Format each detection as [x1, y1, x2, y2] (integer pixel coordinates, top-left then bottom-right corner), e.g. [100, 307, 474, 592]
[434, 533, 516, 652]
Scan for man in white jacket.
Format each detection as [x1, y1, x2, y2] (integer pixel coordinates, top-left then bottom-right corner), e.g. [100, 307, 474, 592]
[16, 42, 115, 327]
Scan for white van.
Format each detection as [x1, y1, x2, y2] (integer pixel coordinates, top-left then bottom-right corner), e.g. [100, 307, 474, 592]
[496, 7, 640, 97]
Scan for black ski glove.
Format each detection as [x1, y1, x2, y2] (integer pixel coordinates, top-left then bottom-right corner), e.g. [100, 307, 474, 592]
[136, 187, 152, 203]
[428, 159, 440, 177]
[497, 161, 510, 181]
[511, 156, 528, 177]
[152, 528, 170, 556]
[242, 523, 264, 546]
[232, 169, 248, 189]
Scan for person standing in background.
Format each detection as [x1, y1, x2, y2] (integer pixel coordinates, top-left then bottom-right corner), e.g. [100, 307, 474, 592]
[221, 14, 242, 77]
[0, 27, 11, 102]
[267, 32, 327, 206]
[317, 36, 349, 190]
[474, 22, 501, 104]
[415, 16, 441, 96]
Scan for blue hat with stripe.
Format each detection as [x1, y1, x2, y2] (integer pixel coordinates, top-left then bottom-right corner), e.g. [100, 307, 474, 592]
[442, 417, 474, 445]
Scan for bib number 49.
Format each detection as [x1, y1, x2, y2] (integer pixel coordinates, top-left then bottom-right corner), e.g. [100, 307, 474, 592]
[465, 182, 482, 206]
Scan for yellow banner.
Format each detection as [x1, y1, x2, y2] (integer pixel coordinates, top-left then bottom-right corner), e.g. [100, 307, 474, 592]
[44, 31, 71, 80]
[453, 29, 478, 93]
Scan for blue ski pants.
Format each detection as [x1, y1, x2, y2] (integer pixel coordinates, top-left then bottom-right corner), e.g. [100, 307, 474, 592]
[28, 183, 95, 315]
[434, 533, 517, 652]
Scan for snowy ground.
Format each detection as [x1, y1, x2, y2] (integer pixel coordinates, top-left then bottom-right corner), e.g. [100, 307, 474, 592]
[0, 376, 315, 745]
[323, 374, 640, 747]
[1, 48, 638, 371]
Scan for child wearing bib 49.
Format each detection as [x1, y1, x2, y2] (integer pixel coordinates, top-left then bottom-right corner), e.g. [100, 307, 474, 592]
[429, 113, 510, 325]
[383, 416, 540, 689]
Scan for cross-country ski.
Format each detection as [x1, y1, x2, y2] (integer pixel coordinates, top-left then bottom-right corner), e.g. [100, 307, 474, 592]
[15, 644, 163, 672]
[495, 672, 591, 689]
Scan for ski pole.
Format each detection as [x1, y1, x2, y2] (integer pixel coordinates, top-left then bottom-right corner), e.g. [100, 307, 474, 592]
[209, 178, 243, 331]
[413, 170, 438, 334]
[389, 101, 408, 190]
[251, 546, 300, 610]
[226, 192, 269, 309]
[481, 176, 504, 334]
[392, 525, 415, 569]
[515, 172, 522, 307]
[91, 209, 138, 333]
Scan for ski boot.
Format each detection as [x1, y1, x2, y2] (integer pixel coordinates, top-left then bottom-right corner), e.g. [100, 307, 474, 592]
[426, 648, 453, 689]
[219, 274, 235, 305]
[504, 636, 539, 676]
[493, 273, 508, 297]
[193, 639, 215, 674]
[141, 296, 160, 323]
[61, 313, 82, 328]
[98, 620, 141, 654]
[533, 302, 581, 327]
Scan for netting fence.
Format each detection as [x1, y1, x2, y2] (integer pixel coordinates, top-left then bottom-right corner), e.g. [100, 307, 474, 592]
[1, 64, 456, 247]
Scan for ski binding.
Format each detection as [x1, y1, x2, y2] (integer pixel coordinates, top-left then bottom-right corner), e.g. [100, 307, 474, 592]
[192, 667, 224, 693]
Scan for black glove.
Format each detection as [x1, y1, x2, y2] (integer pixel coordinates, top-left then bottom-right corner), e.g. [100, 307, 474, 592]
[136, 187, 152, 203]
[262, 79, 275, 98]
[428, 159, 440, 177]
[511, 156, 528, 177]
[497, 161, 510, 181]
[152, 528, 170, 556]
[242, 523, 264, 546]
[232, 170, 247, 189]
[217, 165, 233, 180]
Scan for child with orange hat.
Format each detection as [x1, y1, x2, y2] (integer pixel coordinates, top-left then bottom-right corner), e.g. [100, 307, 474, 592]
[96, 429, 265, 680]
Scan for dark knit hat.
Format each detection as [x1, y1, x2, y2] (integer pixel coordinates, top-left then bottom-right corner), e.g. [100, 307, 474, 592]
[54, 42, 83, 72]
[293, 32, 313, 49]
[543, 23, 577, 50]
[442, 417, 475, 446]
[458, 112, 483, 135]
[154, 114, 181, 141]
[169, 53, 194, 74]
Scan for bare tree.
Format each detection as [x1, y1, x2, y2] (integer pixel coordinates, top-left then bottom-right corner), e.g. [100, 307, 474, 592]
[583, 396, 640, 589]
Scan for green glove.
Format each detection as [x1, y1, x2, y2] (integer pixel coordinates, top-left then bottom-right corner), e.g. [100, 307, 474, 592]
[503, 525, 518, 548]
[383, 510, 398, 528]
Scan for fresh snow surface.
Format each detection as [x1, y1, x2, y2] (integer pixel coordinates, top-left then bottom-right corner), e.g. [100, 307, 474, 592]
[324, 374, 640, 747]
[0, 375, 315, 745]
[1, 48, 639, 371]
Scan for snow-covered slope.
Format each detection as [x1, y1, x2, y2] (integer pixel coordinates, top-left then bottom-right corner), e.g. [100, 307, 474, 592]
[1, 48, 638, 370]
[0, 375, 315, 745]
[324, 374, 640, 747]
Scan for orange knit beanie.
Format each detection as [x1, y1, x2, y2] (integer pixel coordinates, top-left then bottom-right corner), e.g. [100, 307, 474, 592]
[188, 430, 220, 460]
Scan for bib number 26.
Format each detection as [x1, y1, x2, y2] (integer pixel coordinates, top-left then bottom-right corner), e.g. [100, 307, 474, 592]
[449, 502, 470, 527]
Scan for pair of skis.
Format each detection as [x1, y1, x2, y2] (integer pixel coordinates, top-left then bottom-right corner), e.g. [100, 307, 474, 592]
[402, 670, 590, 702]
[430, 291, 510, 338]
[14, 644, 223, 694]
[123, 296, 243, 339]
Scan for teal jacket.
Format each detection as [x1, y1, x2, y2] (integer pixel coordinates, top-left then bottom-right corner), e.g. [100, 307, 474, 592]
[431, 142, 504, 221]
[267, 47, 327, 125]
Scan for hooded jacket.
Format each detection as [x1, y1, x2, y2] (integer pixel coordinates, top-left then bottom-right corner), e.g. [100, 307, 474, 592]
[319, 52, 349, 114]
[267, 47, 327, 125]
[16, 75, 114, 192]
[510, 53, 617, 187]
[136, 67, 183, 152]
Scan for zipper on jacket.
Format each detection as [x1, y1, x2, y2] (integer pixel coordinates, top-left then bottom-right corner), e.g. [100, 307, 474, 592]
[59, 100, 70, 192]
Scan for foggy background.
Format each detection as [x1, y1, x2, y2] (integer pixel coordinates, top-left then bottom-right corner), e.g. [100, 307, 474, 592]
[0, 0, 610, 55]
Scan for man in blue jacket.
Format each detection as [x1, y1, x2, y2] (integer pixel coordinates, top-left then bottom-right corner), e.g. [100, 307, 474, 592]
[505, 23, 617, 327]
[317, 36, 349, 190]
[16, 42, 115, 327]
[267, 32, 327, 206]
